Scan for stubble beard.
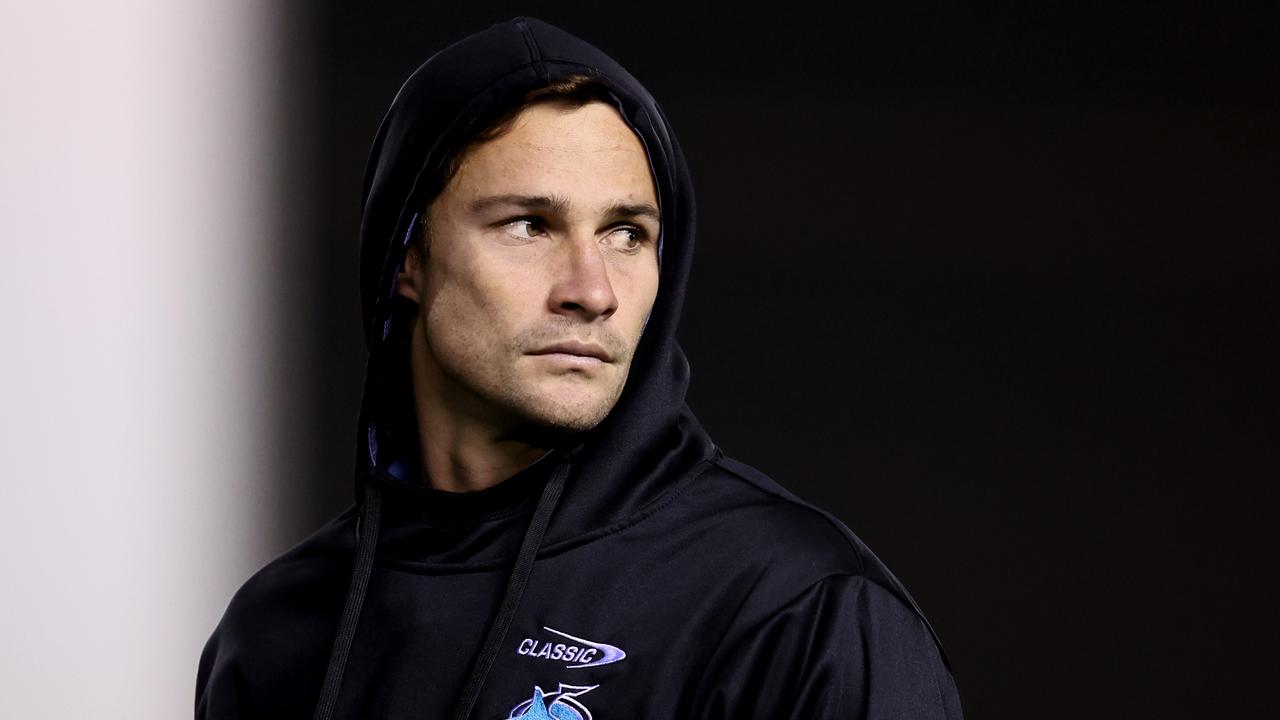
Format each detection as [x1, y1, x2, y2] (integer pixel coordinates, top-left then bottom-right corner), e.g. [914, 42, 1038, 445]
[428, 319, 636, 440]
[497, 318, 634, 434]
[490, 347, 632, 437]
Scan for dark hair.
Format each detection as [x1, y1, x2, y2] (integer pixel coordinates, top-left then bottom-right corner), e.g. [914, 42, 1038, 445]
[412, 74, 616, 255]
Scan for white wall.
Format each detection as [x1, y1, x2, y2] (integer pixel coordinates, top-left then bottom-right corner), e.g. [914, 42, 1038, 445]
[0, 2, 292, 716]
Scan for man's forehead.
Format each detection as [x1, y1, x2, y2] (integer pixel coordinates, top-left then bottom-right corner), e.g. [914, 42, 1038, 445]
[466, 193, 660, 222]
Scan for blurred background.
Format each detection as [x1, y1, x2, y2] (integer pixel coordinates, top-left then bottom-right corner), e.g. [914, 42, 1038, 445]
[2, 1, 1276, 717]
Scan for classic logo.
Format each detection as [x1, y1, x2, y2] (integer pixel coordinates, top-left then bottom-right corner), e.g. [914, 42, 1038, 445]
[508, 684, 597, 720]
[516, 626, 627, 670]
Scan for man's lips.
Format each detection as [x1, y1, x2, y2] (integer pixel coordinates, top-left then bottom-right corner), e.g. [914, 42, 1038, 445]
[528, 341, 614, 363]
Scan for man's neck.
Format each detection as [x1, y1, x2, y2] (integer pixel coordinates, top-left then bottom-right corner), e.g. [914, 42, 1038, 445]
[407, 335, 549, 492]
[415, 414, 548, 493]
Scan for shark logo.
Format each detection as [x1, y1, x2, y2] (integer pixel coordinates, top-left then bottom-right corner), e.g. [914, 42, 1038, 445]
[507, 684, 597, 720]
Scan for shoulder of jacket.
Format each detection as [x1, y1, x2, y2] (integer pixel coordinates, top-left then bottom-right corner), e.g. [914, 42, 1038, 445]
[208, 506, 358, 646]
[706, 455, 954, 671]
[197, 508, 357, 712]
[701, 455, 872, 575]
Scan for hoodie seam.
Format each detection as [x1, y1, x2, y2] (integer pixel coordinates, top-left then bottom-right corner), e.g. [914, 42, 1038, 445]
[690, 572, 870, 707]
[710, 458, 954, 671]
[514, 17, 548, 82]
[711, 457, 869, 576]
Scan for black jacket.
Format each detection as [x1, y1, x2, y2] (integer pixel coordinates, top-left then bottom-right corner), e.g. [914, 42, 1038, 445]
[196, 17, 962, 720]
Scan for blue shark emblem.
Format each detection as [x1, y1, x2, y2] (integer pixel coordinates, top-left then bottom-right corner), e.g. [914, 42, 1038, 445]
[508, 684, 597, 720]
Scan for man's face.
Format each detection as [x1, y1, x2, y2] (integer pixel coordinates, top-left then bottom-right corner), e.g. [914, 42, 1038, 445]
[396, 100, 661, 435]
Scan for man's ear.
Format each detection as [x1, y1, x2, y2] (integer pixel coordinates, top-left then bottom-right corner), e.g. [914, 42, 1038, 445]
[395, 244, 424, 303]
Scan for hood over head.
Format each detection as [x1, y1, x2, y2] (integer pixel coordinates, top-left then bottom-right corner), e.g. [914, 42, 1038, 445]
[354, 16, 714, 544]
[311, 21, 718, 718]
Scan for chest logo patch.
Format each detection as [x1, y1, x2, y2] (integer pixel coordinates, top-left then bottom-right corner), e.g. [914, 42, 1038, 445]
[508, 684, 597, 720]
[516, 626, 626, 670]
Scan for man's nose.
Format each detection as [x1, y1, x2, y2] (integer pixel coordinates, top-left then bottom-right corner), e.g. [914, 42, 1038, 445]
[548, 235, 618, 322]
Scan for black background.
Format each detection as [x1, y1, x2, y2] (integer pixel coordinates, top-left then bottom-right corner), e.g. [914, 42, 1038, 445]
[268, 3, 1278, 716]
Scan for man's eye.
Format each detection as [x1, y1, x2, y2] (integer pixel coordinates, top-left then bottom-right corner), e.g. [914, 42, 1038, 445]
[505, 218, 545, 240]
[605, 226, 644, 251]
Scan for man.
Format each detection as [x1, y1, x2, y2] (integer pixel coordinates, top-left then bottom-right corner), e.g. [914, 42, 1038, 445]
[197, 17, 961, 719]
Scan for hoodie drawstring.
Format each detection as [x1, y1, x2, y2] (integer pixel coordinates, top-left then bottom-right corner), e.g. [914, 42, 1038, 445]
[310, 461, 571, 720]
[449, 460, 570, 720]
[313, 484, 384, 720]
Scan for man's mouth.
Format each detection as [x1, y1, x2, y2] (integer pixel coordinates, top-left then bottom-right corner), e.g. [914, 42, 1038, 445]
[528, 341, 613, 364]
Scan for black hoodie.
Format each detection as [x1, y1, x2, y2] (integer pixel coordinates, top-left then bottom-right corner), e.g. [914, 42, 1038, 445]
[196, 17, 962, 720]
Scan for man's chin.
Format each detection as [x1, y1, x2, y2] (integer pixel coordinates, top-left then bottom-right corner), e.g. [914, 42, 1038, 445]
[512, 387, 618, 436]
[527, 401, 612, 434]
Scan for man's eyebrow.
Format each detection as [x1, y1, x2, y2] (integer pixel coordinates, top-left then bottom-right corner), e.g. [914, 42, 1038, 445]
[467, 194, 660, 223]
[467, 194, 569, 215]
[604, 201, 661, 223]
